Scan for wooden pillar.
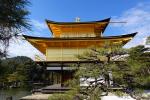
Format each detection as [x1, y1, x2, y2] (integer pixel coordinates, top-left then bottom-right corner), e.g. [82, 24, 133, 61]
[61, 62, 64, 87]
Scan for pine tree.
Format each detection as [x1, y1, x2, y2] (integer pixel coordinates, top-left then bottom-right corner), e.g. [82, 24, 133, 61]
[0, 0, 30, 58]
[146, 36, 150, 45]
[49, 45, 150, 100]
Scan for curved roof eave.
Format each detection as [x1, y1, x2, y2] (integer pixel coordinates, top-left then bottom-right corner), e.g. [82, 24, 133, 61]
[22, 32, 137, 40]
[45, 18, 111, 24]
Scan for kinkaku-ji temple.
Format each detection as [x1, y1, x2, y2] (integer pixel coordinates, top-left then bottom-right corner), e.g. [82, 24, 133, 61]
[23, 18, 137, 93]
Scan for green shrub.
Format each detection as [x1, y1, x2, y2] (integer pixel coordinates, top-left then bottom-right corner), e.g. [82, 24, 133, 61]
[48, 93, 73, 100]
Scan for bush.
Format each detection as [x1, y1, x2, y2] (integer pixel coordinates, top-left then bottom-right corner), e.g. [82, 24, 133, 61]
[48, 93, 73, 100]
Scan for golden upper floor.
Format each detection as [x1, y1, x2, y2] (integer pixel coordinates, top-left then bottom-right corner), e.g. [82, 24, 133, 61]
[46, 18, 110, 38]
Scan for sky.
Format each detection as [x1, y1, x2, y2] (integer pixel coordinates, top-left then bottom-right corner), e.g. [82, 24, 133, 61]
[7, 0, 150, 59]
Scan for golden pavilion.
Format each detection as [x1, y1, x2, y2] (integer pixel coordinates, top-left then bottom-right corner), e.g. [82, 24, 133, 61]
[23, 18, 137, 92]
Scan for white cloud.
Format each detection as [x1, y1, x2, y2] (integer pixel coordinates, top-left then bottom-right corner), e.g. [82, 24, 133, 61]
[27, 19, 48, 36]
[31, 19, 47, 31]
[4, 19, 48, 60]
[112, 2, 150, 48]
[8, 37, 45, 60]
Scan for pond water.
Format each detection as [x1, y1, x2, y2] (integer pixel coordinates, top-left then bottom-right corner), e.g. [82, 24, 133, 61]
[0, 88, 31, 100]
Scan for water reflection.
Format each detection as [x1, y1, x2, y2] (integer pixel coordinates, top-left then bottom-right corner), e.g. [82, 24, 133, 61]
[0, 88, 31, 100]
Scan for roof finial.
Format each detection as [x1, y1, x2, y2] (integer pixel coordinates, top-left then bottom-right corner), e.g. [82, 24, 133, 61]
[75, 17, 80, 22]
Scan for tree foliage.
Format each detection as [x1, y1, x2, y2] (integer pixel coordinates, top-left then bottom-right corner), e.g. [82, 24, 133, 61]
[0, 56, 48, 88]
[146, 36, 150, 45]
[0, 0, 30, 58]
[49, 45, 150, 100]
